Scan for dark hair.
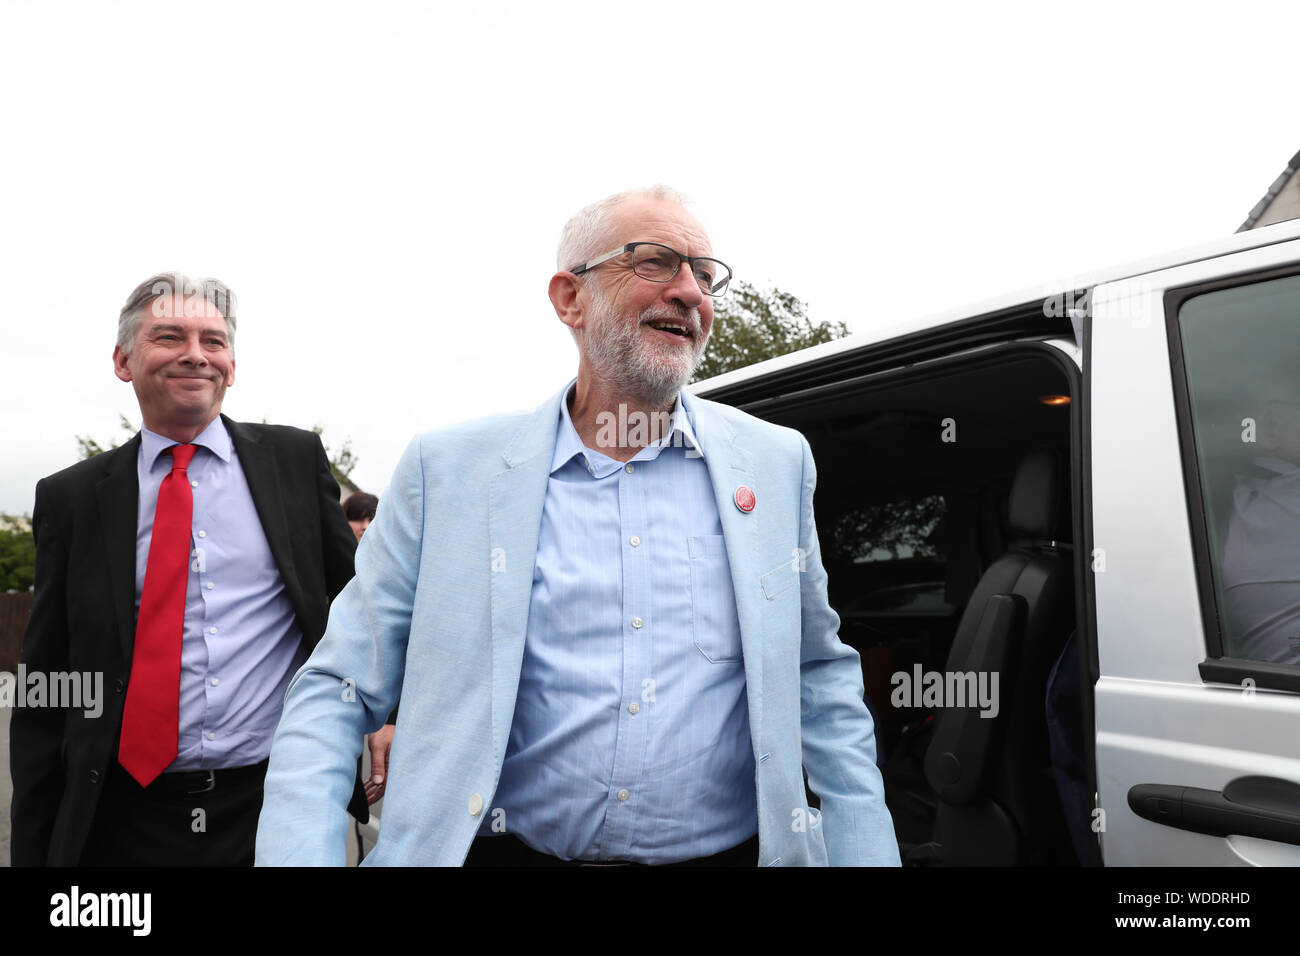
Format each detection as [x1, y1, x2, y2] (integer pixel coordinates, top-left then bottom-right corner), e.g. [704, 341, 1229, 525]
[343, 492, 378, 521]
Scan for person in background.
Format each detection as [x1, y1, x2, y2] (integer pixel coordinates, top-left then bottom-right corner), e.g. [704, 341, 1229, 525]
[1221, 396, 1300, 666]
[343, 493, 379, 543]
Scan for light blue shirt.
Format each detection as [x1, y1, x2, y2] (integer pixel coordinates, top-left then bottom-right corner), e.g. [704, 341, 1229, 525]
[135, 418, 306, 770]
[485, 383, 758, 862]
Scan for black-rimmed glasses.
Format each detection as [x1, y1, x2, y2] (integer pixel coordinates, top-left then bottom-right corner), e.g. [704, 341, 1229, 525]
[569, 242, 732, 297]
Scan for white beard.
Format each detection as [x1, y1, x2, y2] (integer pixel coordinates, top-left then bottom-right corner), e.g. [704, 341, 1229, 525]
[579, 281, 709, 409]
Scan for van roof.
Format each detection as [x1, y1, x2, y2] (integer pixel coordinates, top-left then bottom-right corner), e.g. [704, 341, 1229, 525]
[694, 216, 1300, 396]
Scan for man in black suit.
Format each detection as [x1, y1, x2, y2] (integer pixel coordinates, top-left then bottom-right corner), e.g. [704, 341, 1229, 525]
[10, 273, 378, 866]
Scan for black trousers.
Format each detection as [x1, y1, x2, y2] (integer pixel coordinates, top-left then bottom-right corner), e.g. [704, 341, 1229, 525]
[464, 832, 760, 867]
[79, 760, 268, 867]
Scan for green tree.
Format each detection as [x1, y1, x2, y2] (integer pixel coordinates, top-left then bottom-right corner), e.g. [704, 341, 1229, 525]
[311, 425, 359, 487]
[0, 513, 36, 591]
[76, 414, 138, 459]
[692, 281, 851, 382]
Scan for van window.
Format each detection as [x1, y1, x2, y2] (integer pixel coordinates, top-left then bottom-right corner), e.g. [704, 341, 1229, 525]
[1175, 274, 1300, 667]
[829, 494, 947, 565]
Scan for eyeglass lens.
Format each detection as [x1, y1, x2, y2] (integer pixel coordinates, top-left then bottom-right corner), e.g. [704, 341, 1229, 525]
[631, 243, 730, 295]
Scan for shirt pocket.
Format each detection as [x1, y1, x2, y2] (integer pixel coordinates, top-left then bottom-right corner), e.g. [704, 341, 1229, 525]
[688, 534, 743, 663]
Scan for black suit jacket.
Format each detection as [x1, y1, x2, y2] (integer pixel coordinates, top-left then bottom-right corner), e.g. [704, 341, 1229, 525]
[9, 416, 367, 866]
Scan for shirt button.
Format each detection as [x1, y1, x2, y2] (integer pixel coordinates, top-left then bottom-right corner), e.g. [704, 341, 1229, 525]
[205, 582, 214, 590]
[210, 677, 219, 686]
[468, 793, 484, 816]
[631, 617, 643, 629]
[630, 535, 641, 547]
[197, 530, 206, 538]
[190, 479, 199, 488]
[208, 627, 217, 634]
[624, 464, 635, 474]
[617, 789, 630, 802]
[206, 732, 215, 740]
[628, 702, 640, 715]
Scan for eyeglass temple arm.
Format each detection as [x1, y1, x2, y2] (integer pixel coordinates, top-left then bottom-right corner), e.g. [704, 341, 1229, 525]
[568, 244, 636, 276]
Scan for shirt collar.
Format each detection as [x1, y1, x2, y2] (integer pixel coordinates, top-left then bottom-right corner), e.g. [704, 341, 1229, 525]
[550, 379, 704, 477]
[671, 389, 704, 456]
[140, 416, 232, 471]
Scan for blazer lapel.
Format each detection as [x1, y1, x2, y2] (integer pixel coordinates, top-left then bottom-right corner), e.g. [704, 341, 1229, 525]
[487, 389, 565, 762]
[685, 396, 765, 746]
[224, 417, 305, 622]
[96, 436, 143, 663]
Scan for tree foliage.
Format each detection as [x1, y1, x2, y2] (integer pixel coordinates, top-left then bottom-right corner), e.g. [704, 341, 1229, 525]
[692, 281, 851, 383]
[829, 496, 947, 564]
[0, 513, 35, 591]
[76, 414, 138, 460]
[311, 425, 358, 486]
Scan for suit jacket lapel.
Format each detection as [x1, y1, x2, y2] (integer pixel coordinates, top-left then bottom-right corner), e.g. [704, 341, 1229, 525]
[487, 389, 564, 761]
[96, 435, 143, 663]
[224, 416, 306, 624]
[686, 396, 765, 746]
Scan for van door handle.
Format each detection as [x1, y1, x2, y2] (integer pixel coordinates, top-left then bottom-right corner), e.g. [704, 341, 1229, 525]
[1128, 776, 1300, 846]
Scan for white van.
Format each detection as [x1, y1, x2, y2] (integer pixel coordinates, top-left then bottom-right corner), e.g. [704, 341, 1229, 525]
[693, 218, 1300, 867]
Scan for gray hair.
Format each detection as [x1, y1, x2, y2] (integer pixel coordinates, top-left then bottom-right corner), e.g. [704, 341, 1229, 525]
[117, 272, 237, 355]
[556, 184, 694, 273]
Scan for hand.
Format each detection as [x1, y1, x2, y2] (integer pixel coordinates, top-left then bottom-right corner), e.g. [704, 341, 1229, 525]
[364, 723, 396, 805]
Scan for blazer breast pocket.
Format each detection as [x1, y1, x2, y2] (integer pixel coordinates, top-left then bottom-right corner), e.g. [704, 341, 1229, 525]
[760, 558, 801, 601]
[688, 534, 743, 663]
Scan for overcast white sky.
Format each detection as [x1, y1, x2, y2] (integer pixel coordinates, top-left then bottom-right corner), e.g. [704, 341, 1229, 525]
[2, 0, 1298, 512]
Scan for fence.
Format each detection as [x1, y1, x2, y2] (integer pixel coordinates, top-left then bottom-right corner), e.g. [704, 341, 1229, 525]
[0, 592, 32, 671]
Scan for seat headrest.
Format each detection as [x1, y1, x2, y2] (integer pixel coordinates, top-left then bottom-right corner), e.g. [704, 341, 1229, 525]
[1008, 450, 1065, 540]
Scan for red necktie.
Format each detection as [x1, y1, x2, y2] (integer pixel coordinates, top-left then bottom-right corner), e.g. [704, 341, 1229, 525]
[119, 443, 198, 787]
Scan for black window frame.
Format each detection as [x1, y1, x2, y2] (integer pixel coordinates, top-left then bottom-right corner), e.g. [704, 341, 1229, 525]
[1165, 263, 1300, 694]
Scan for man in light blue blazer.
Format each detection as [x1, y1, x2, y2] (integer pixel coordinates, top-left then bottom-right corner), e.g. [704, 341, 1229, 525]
[256, 186, 899, 866]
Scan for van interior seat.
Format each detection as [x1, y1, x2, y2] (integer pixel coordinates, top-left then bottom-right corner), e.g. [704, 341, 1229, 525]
[904, 448, 1076, 865]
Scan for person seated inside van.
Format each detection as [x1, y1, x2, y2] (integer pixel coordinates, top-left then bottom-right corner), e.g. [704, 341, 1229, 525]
[1221, 396, 1300, 666]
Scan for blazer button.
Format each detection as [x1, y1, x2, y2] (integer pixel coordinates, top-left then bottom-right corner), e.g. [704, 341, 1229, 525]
[468, 793, 483, 816]
[89, 770, 100, 784]
[114, 679, 125, 694]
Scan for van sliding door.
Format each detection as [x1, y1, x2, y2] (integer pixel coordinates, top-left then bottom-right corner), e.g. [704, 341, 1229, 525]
[1090, 243, 1300, 866]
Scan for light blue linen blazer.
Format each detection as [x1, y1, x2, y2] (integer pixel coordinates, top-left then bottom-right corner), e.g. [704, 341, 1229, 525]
[255, 386, 900, 866]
